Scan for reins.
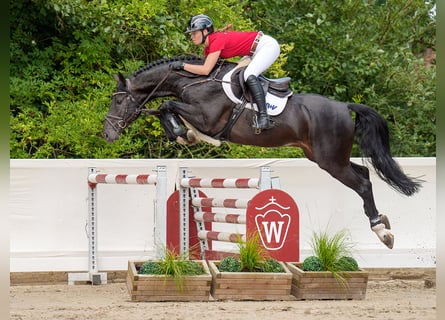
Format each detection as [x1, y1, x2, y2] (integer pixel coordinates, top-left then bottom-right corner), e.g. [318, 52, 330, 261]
[180, 60, 234, 96]
[106, 69, 171, 129]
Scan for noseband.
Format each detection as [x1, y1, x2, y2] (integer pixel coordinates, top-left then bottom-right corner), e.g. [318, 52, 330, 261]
[105, 92, 140, 132]
[105, 69, 172, 133]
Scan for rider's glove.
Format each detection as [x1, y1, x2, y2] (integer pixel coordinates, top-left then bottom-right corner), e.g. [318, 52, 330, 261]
[171, 61, 184, 71]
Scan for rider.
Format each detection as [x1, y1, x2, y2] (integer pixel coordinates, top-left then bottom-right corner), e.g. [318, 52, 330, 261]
[171, 14, 280, 131]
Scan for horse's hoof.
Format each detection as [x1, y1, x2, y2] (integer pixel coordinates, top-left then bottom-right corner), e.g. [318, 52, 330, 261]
[176, 136, 189, 145]
[383, 232, 394, 249]
[379, 214, 391, 230]
[372, 223, 394, 249]
[186, 130, 199, 145]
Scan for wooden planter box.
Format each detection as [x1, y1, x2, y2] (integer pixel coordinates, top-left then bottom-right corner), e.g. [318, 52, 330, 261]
[208, 260, 295, 301]
[286, 262, 368, 300]
[126, 260, 212, 302]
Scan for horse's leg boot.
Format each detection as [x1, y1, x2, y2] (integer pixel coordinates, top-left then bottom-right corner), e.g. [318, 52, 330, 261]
[245, 75, 273, 131]
[164, 112, 186, 137]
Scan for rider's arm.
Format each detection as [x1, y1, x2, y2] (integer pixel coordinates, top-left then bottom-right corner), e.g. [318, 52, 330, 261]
[184, 51, 221, 76]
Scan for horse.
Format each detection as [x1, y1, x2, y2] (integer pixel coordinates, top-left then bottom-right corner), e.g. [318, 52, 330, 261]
[103, 55, 421, 249]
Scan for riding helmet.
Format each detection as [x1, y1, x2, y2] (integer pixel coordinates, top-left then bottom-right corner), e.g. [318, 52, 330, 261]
[186, 14, 214, 33]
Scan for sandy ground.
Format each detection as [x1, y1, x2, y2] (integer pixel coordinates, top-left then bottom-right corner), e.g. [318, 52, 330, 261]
[10, 279, 435, 320]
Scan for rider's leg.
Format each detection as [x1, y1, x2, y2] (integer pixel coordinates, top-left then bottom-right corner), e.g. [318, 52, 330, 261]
[245, 75, 273, 130]
[244, 34, 280, 131]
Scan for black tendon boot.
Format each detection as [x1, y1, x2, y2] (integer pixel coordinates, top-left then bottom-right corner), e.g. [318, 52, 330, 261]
[245, 75, 273, 132]
[164, 112, 185, 137]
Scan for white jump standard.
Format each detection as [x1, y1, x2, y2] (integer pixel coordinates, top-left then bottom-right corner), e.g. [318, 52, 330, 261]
[68, 165, 167, 285]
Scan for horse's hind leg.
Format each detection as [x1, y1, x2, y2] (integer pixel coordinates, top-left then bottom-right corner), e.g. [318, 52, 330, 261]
[320, 161, 394, 249]
[350, 162, 391, 230]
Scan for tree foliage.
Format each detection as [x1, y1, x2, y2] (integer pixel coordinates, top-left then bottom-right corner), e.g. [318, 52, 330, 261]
[10, 0, 435, 159]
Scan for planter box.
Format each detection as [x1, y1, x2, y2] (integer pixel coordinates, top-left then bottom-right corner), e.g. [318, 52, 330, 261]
[286, 262, 368, 300]
[208, 260, 295, 301]
[126, 260, 212, 302]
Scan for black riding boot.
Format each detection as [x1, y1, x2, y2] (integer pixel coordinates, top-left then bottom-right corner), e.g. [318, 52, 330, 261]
[245, 75, 273, 131]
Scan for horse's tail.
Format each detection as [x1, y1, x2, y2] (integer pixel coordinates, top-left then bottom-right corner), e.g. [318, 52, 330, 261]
[347, 103, 421, 196]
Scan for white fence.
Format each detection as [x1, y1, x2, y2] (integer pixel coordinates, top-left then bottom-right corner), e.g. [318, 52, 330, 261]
[10, 158, 436, 272]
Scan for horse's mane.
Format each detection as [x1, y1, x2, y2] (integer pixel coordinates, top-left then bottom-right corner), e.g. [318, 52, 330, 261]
[132, 55, 205, 77]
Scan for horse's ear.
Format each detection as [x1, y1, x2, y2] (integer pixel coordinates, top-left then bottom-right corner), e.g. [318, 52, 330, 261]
[125, 78, 132, 92]
[113, 73, 126, 86]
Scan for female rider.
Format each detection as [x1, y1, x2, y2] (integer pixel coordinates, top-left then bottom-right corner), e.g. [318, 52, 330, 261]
[171, 14, 280, 131]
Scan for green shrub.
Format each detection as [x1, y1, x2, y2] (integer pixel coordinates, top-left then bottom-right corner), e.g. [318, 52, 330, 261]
[139, 261, 163, 275]
[302, 255, 324, 271]
[138, 258, 203, 276]
[218, 233, 285, 273]
[219, 256, 242, 272]
[336, 256, 359, 271]
[137, 247, 204, 291]
[260, 259, 285, 273]
[305, 228, 362, 287]
[219, 256, 284, 273]
[310, 229, 355, 273]
[180, 260, 205, 275]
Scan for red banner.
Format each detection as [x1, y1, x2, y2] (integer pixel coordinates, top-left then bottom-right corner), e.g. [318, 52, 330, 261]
[246, 189, 299, 262]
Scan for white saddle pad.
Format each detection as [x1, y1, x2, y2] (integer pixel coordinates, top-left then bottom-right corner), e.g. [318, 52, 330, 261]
[222, 68, 292, 116]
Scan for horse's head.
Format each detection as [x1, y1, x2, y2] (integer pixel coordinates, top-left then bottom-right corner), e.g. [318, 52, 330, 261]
[103, 73, 142, 142]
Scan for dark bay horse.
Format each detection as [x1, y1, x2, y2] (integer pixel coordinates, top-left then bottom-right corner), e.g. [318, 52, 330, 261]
[103, 55, 421, 249]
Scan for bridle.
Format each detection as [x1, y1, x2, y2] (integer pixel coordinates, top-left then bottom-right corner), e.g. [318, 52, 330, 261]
[104, 92, 139, 132]
[105, 69, 172, 133]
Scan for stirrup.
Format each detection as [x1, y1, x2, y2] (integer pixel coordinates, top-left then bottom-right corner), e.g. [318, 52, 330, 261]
[252, 114, 273, 134]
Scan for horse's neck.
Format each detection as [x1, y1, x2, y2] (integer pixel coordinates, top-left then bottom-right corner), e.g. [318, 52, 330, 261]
[131, 61, 236, 99]
[131, 69, 177, 96]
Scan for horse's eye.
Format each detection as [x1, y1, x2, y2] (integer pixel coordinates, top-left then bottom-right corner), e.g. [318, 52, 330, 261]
[116, 96, 125, 104]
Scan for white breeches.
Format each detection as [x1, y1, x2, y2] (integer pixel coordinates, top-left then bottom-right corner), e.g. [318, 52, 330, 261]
[244, 34, 280, 81]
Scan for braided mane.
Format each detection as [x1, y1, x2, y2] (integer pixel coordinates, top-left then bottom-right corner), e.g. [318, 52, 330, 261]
[132, 55, 204, 77]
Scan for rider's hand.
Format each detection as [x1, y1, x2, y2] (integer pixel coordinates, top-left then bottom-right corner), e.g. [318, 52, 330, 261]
[171, 61, 184, 71]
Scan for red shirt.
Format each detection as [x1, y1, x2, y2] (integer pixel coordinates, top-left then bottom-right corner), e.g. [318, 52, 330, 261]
[204, 31, 258, 58]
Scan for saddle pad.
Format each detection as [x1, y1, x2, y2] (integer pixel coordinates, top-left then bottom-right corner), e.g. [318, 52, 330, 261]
[222, 67, 291, 116]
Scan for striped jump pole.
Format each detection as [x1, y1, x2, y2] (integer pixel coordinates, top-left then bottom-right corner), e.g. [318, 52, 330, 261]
[68, 165, 167, 285]
[197, 230, 246, 243]
[194, 212, 246, 224]
[191, 197, 250, 209]
[180, 177, 259, 189]
[88, 173, 158, 185]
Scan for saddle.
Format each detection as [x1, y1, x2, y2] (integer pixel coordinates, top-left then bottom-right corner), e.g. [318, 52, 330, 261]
[221, 59, 293, 116]
[240, 69, 292, 99]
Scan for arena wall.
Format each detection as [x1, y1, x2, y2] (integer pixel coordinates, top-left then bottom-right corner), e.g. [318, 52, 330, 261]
[9, 158, 436, 272]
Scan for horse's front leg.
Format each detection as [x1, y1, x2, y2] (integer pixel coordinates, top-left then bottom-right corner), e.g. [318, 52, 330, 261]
[158, 100, 203, 145]
[158, 101, 186, 141]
